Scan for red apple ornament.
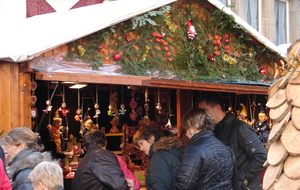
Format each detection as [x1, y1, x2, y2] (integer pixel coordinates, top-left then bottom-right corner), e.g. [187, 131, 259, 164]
[113, 53, 121, 60]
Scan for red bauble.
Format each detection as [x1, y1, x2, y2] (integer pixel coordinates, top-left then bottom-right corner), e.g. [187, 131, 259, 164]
[113, 53, 121, 60]
[260, 69, 267, 74]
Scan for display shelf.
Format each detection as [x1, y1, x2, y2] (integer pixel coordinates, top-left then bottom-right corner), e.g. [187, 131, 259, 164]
[105, 133, 124, 136]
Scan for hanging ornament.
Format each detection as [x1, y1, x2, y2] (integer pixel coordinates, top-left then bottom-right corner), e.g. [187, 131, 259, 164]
[119, 86, 126, 116]
[113, 53, 122, 61]
[119, 104, 127, 116]
[129, 90, 137, 121]
[143, 87, 150, 124]
[141, 45, 150, 61]
[187, 19, 197, 40]
[43, 100, 52, 113]
[77, 45, 86, 56]
[125, 33, 131, 42]
[156, 88, 162, 114]
[94, 85, 101, 118]
[74, 89, 82, 121]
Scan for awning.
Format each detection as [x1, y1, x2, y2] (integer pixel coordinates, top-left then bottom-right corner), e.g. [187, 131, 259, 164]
[0, 0, 177, 62]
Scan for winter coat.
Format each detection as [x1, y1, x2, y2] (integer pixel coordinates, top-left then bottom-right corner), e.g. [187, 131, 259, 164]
[6, 149, 52, 190]
[0, 159, 11, 190]
[72, 144, 129, 190]
[116, 155, 140, 190]
[215, 114, 267, 190]
[146, 136, 184, 190]
[175, 130, 235, 190]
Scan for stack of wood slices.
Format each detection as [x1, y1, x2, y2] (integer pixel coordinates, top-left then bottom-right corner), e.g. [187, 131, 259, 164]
[263, 41, 300, 190]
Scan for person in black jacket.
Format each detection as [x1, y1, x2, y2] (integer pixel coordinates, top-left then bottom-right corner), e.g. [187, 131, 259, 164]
[174, 108, 236, 190]
[133, 125, 184, 190]
[72, 130, 130, 190]
[198, 93, 267, 190]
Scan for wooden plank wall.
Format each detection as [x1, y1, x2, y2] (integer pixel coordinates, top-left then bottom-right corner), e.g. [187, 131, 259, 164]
[0, 62, 31, 136]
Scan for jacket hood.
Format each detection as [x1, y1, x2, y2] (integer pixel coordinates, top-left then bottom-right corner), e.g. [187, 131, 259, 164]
[7, 149, 52, 179]
[153, 136, 183, 152]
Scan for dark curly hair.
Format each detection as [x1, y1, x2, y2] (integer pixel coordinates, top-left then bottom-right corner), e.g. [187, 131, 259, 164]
[83, 130, 107, 149]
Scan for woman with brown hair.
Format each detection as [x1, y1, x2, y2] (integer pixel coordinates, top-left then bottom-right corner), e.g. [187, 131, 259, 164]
[133, 125, 184, 190]
[174, 108, 236, 190]
[0, 127, 52, 190]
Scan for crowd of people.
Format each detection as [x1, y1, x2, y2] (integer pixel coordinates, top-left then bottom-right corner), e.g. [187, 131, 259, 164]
[0, 93, 267, 190]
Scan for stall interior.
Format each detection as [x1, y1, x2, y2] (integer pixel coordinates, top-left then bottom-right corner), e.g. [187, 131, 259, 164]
[32, 80, 269, 185]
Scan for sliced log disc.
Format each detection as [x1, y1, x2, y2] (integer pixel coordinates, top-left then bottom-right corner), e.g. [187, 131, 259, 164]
[273, 172, 300, 190]
[287, 40, 300, 57]
[269, 102, 291, 122]
[286, 83, 300, 107]
[284, 155, 300, 180]
[267, 138, 288, 166]
[266, 89, 286, 109]
[292, 106, 300, 130]
[288, 66, 300, 84]
[268, 111, 291, 143]
[269, 78, 282, 99]
[262, 163, 283, 190]
[279, 69, 295, 89]
[281, 121, 300, 155]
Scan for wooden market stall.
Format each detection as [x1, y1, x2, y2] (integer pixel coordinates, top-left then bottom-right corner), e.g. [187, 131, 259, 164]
[0, 0, 288, 188]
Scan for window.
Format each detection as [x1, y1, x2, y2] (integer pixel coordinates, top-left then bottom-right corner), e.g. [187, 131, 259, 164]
[218, 0, 227, 5]
[245, 0, 259, 30]
[275, 0, 288, 45]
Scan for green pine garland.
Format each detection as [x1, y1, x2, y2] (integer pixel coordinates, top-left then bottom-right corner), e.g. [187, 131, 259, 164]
[66, 1, 279, 83]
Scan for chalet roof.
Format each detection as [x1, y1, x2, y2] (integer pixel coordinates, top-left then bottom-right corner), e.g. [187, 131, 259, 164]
[0, 0, 284, 63]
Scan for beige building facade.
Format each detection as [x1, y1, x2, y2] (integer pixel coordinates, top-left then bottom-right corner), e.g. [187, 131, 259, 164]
[220, 0, 300, 46]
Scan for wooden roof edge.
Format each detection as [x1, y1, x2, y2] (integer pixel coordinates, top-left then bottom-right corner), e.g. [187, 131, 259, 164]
[148, 78, 269, 95]
[34, 72, 268, 95]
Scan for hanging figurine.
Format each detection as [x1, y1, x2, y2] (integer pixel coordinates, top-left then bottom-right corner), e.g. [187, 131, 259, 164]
[47, 110, 65, 153]
[94, 103, 101, 118]
[119, 104, 126, 116]
[43, 100, 52, 113]
[74, 109, 82, 121]
[60, 102, 70, 117]
[253, 104, 270, 145]
[187, 19, 197, 40]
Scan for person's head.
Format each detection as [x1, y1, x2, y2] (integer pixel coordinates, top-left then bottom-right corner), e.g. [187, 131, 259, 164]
[28, 161, 63, 190]
[83, 129, 107, 150]
[0, 127, 44, 163]
[181, 108, 214, 139]
[197, 93, 226, 124]
[133, 125, 163, 155]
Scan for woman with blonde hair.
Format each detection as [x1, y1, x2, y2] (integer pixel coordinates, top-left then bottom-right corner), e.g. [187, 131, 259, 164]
[28, 161, 64, 190]
[0, 127, 52, 190]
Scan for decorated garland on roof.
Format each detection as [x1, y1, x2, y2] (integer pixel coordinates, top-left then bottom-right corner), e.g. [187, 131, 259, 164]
[66, 0, 278, 83]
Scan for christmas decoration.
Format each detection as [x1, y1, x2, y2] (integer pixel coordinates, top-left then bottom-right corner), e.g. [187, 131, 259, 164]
[113, 53, 122, 61]
[66, 2, 280, 84]
[186, 19, 197, 40]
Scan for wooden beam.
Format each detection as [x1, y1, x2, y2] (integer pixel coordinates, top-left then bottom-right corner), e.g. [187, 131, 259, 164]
[148, 78, 269, 95]
[34, 72, 269, 94]
[35, 72, 152, 86]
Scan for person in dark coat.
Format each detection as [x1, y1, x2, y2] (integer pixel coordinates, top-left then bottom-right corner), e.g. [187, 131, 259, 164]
[198, 93, 267, 190]
[0, 127, 52, 190]
[133, 125, 184, 190]
[72, 130, 130, 190]
[174, 108, 236, 190]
